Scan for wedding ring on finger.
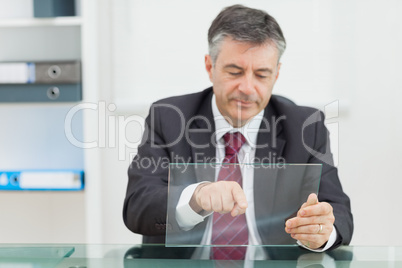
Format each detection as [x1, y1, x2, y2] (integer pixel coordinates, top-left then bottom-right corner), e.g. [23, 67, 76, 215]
[318, 224, 323, 234]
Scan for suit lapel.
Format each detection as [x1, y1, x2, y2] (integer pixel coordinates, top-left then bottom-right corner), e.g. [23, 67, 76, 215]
[188, 91, 216, 183]
[254, 104, 287, 243]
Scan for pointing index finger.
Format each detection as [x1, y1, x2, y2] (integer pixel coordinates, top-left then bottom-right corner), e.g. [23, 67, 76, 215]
[231, 183, 248, 209]
[230, 183, 248, 216]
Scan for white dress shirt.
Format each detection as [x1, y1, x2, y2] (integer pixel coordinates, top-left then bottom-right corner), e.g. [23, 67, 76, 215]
[175, 95, 337, 259]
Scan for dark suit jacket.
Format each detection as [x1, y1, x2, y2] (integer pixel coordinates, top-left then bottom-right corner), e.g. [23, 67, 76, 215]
[123, 87, 353, 249]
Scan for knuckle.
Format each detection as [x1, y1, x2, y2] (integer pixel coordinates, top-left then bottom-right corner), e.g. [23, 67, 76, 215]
[211, 202, 221, 212]
[196, 187, 203, 196]
[200, 199, 210, 210]
[217, 181, 226, 186]
[198, 186, 208, 195]
[223, 203, 233, 212]
[323, 202, 333, 214]
[214, 181, 223, 191]
[230, 181, 240, 188]
[290, 218, 298, 226]
[238, 207, 247, 214]
[311, 217, 318, 224]
[196, 195, 203, 206]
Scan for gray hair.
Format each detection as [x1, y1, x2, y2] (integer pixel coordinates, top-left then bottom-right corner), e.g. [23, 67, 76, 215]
[208, 5, 286, 65]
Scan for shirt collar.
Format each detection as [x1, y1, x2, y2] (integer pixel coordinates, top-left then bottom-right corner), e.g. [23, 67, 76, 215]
[211, 94, 264, 148]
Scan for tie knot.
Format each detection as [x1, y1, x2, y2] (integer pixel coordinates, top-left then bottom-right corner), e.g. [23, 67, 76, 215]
[223, 132, 246, 157]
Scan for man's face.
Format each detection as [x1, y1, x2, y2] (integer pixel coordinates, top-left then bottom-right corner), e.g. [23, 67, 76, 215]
[205, 38, 281, 127]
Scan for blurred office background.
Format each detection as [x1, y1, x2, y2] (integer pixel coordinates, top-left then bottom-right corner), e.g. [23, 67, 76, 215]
[0, 0, 401, 246]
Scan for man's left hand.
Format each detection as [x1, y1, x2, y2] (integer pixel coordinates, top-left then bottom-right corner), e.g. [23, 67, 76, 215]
[285, 193, 335, 249]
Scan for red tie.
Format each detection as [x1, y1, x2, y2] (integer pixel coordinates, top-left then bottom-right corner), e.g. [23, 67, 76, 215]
[211, 132, 248, 260]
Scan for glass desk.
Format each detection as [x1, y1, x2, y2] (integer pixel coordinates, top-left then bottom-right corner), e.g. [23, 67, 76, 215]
[0, 244, 401, 267]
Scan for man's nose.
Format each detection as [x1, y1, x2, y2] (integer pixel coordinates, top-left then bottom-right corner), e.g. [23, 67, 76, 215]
[238, 73, 254, 95]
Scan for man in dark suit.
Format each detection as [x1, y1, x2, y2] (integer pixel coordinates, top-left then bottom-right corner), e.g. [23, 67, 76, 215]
[123, 4, 353, 256]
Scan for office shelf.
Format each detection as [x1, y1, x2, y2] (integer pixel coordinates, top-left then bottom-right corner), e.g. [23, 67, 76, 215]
[0, 5, 85, 243]
[0, 16, 81, 28]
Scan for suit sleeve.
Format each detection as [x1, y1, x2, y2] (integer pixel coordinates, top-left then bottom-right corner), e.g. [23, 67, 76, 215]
[308, 111, 354, 248]
[123, 104, 185, 236]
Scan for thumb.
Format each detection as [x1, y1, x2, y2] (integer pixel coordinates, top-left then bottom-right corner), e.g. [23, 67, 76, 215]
[306, 193, 318, 206]
[298, 193, 318, 216]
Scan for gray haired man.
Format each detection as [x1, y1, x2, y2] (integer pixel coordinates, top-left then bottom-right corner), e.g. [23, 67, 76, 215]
[123, 5, 353, 259]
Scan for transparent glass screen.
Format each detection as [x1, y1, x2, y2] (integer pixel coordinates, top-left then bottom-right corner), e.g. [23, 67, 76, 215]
[166, 163, 322, 247]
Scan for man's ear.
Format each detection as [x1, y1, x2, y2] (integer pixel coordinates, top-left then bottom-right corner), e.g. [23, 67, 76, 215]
[275, 62, 282, 81]
[205, 55, 214, 82]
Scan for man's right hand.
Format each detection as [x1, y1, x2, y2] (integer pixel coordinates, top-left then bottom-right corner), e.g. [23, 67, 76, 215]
[189, 181, 248, 217]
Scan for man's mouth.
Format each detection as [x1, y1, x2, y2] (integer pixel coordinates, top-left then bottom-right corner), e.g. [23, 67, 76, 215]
[234, 99, 254, 107]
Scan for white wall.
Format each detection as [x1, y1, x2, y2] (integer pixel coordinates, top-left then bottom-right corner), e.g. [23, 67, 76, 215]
[100, 0, 402, 246]
[337, 0, 402, 245]
[113, 0, 349, 109]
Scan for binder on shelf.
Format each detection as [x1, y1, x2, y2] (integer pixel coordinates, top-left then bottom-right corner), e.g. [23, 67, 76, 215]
[0, 61, 81, 84]
[33, 0, 76, 18]
[0, 61, 81, 102]
[0, 63, 35, 84]
[0, 84, 81, 102]
[0, 170, 84, 191]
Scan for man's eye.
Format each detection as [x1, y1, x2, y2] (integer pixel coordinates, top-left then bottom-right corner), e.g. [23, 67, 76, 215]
[229, 72, 241, 76]
[256, 74, 267, 79]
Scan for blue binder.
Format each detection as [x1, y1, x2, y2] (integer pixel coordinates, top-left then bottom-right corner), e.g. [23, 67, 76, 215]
[33, 0, 76, 18]
[0, 170, 84, 191]
[0, 61, 82, 102]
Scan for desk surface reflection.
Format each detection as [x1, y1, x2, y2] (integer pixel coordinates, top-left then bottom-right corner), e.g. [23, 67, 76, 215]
[0, 244, 400, 268]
